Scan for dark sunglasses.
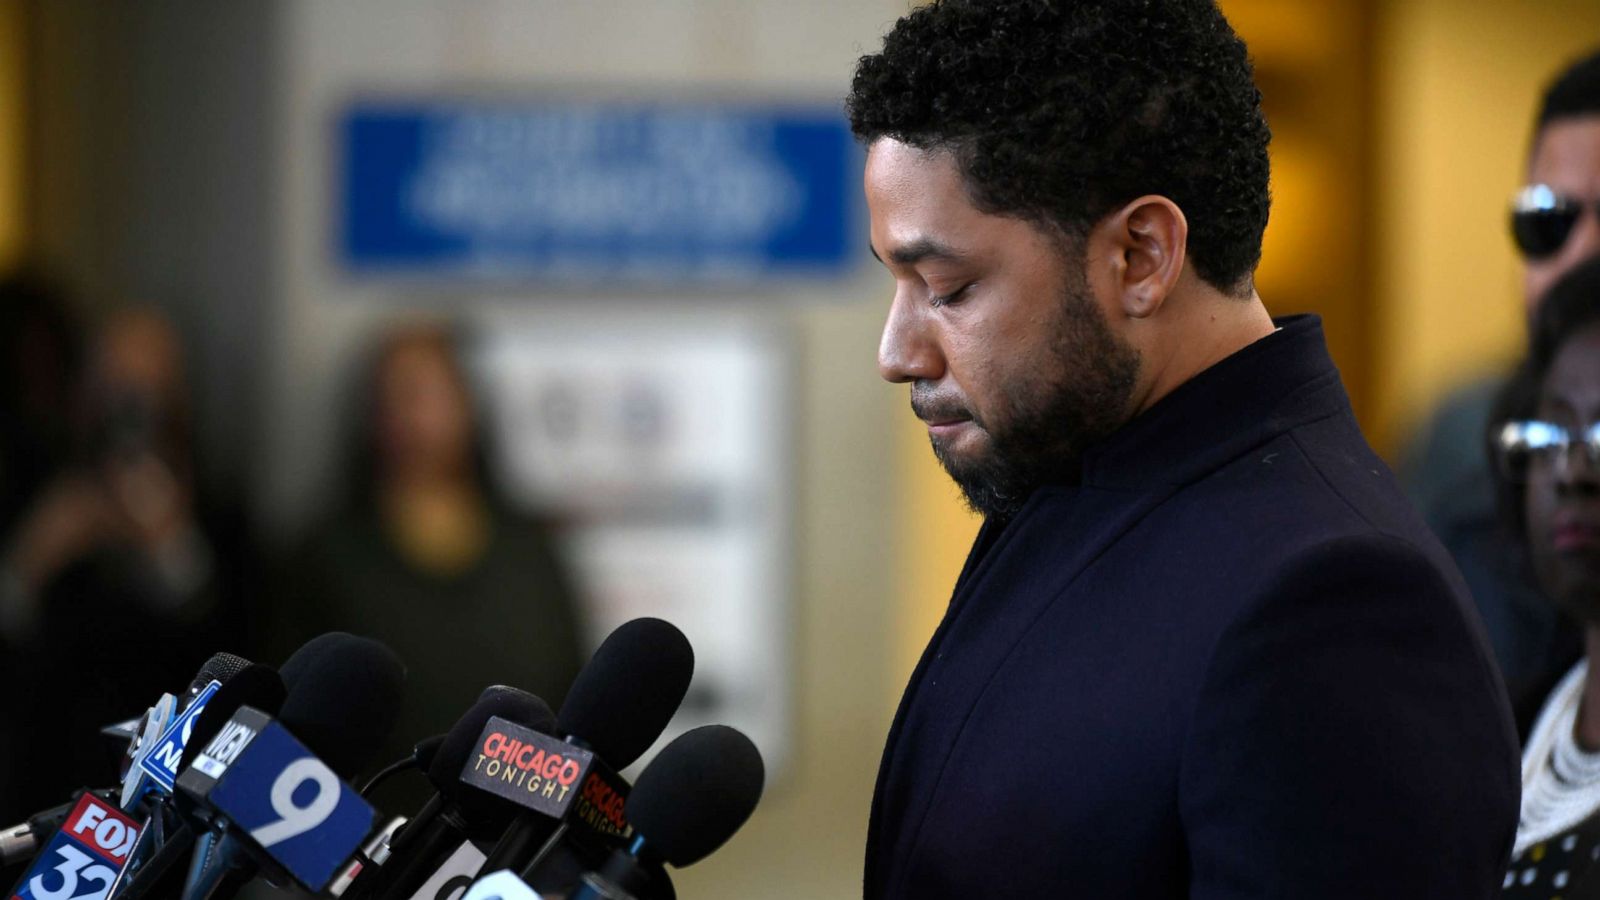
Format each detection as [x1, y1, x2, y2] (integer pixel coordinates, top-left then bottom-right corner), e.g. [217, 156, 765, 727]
[1494, 419, 1600, 482]
[1511, 184, 1600, 260]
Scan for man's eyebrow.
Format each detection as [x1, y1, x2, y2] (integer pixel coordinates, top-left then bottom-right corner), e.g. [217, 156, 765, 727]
[869, 238, 967, 267]
[1541, 392, 1577, 415]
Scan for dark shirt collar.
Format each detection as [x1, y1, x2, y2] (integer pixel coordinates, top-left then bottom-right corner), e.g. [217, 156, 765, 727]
[1078, 314, 1348, 490]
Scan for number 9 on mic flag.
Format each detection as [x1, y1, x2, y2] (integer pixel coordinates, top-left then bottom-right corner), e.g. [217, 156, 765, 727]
[186, 708, 377, 892]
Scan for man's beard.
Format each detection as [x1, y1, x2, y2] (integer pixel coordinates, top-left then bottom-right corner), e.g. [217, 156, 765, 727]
[916, 283, 1140, 520]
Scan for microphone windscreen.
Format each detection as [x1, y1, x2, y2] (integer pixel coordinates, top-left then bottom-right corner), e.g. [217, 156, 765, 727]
[278, 632, 342, 692]
[278, 633, 406, 779]
[480, 682, 558, 733]
[626, 725, 764, 868]
[428, 685, 557, 789]
[192, 652, 251, 690]
[179, 664, 288, 771]
[432, 685, 556, 835]
[557, 618, 694, 769]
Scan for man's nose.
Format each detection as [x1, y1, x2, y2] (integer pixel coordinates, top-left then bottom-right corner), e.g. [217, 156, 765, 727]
[1558, 436, 1600, 495]
[877, 292, 943, 384]
[1566, 208, 1600, 266]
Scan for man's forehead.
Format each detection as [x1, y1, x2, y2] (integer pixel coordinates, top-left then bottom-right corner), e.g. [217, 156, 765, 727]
[865, 136, 957, 177]
[869, 236, 971, 267]
[864, 139, 997, 263]
[1530, 116, 1600, 192]
[1541, 326, 1600, 409]
[1550, 326, 1600, 376]
[865, 140, 969, 208]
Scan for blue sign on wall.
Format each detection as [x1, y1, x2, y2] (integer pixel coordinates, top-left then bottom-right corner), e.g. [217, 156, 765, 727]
[340, 100, 862, 283]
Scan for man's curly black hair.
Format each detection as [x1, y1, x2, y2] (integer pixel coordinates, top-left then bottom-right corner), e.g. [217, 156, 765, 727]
[846, 0, 1271, 296]
[1537, 47, 1600, 131]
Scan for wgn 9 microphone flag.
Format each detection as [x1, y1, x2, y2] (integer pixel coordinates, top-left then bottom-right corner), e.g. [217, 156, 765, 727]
[176, 707, 376, 894]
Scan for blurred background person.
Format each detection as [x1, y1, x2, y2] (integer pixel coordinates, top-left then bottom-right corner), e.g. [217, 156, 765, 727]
[1495, 256, 1600, 894]
[280, 321, 585, 800]
[1401, 48, 1600, 721]
[0, 303, 254, 818]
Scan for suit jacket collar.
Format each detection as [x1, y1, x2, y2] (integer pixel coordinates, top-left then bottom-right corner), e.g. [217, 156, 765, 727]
[1081, 314, 1346, 491]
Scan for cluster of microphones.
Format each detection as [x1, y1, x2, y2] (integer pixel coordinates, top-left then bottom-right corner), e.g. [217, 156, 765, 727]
[0, 618, 765, 900]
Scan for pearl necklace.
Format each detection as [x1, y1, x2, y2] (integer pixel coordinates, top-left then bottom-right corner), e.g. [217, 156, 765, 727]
[1519, 662, 1600, 856]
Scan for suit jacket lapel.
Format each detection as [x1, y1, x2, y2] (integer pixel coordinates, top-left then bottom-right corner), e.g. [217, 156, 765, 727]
[866, 480, 1173, 897]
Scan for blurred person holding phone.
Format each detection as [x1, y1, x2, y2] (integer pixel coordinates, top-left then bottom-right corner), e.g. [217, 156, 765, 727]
[281, 321, 584, 801]
[0, 306, 252, 817]
[1495, 256, 1600, 895]
[1402, 48, 1600, 723]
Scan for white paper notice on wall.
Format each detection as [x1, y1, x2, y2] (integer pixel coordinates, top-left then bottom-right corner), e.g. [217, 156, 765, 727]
[472, 314, 792, 778]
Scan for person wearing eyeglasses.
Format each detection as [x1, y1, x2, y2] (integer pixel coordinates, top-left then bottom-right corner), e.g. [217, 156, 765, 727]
[1493, 256, 1600, 896]
[1402, 49, 1600, 730]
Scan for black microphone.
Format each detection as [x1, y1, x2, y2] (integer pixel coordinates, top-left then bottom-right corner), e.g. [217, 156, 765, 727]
[0, 656, 272, 900]
[116, 652, 254, 812]
[109, 664, 288, 900]
[276, 633, 407, 779]
[557, 619, 697, 770]
[103, 652, 245, 746]
[343, 686, 555, 900]
[189, 654, 252, 696]
[568, 725, 764, 900]
[0, 654, 262, 899]
[173, 634, 405, 900]
[178, 667, 290, 774]
[476, 618, 695, 887]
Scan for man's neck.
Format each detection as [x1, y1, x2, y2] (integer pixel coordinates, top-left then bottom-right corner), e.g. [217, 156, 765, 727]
[1132, 290, 1276, 416]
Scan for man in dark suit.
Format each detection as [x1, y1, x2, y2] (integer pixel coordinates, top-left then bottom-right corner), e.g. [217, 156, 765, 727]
[848, 1, 1520, 897]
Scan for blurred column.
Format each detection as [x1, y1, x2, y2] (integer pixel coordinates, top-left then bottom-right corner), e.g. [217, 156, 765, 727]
[1225, 0, 1378, 433]
[24, 0, 279, 503]
[0, 0, 23, 267]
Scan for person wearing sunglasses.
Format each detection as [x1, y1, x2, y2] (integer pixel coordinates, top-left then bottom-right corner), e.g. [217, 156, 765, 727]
[1494, 256, 1600, 896]
[1402, 49, 1600, 731]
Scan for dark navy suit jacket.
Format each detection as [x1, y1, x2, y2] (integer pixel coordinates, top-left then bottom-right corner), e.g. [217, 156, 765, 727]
[864, 316, 1520, 898]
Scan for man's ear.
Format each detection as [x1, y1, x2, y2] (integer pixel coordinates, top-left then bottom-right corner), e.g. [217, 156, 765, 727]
[1088, 195, 1188, 320]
